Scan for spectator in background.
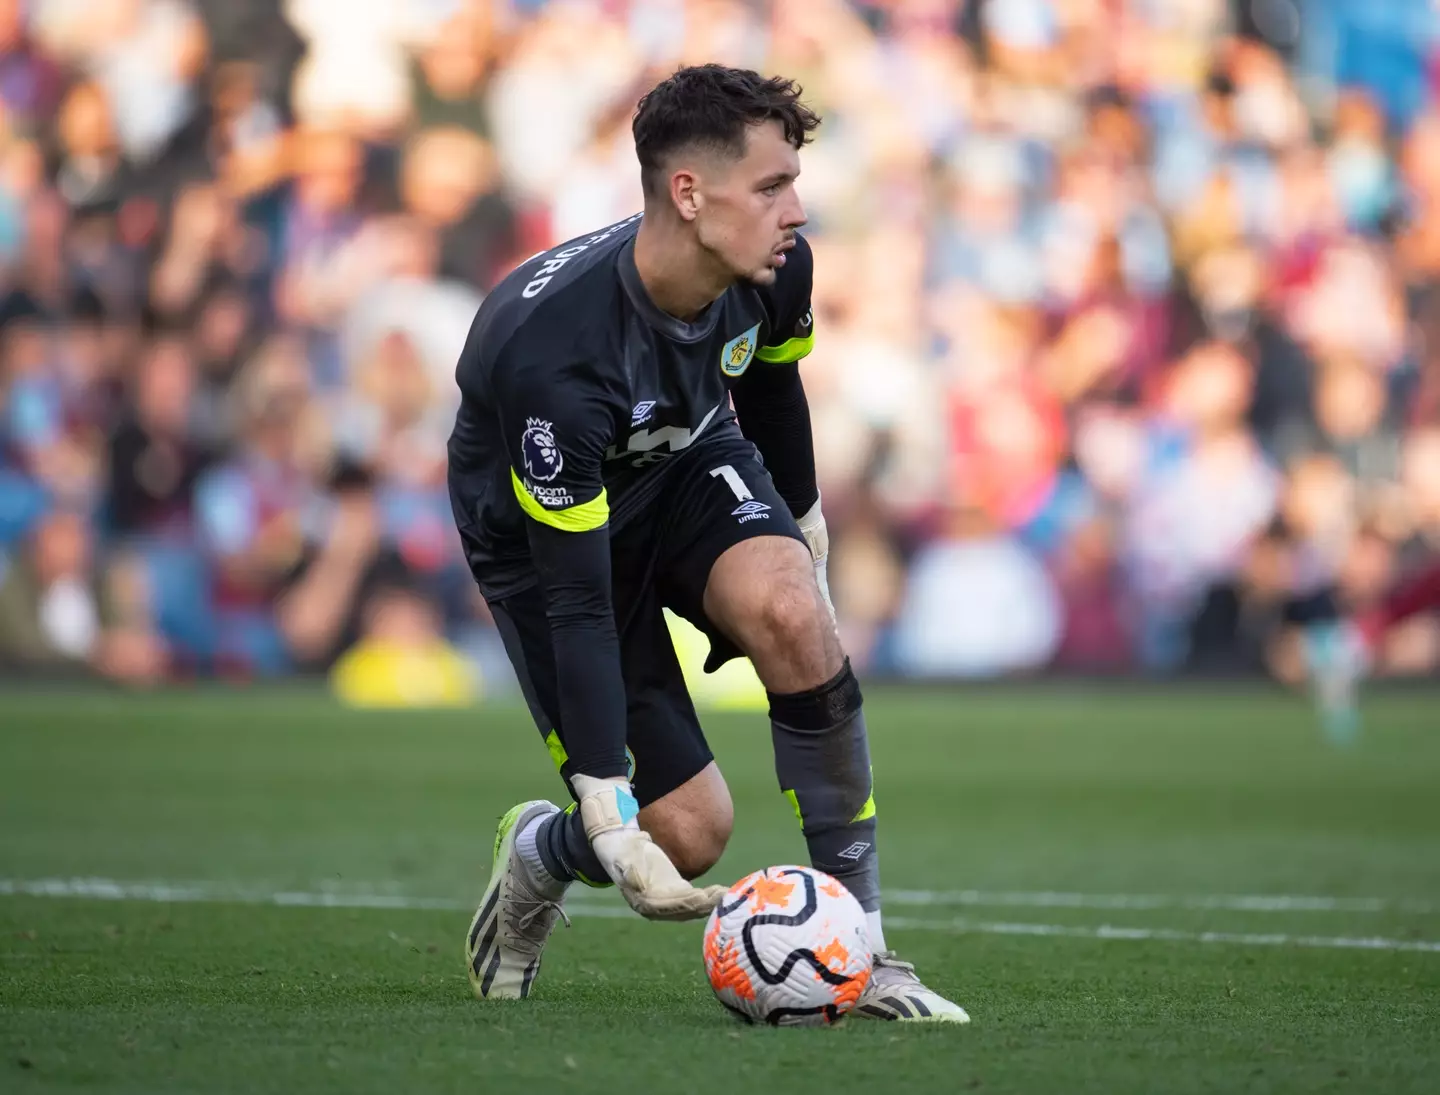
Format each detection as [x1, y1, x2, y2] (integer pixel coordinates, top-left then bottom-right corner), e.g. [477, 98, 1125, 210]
[269, 129, 363, 306]
[283, 0, 427, 141]
[0, 506, 102, 668]
[1404, 427, 1440, 545]
[893, 504, 1062, 678]
[407, 4, 495, 138]
[51, 80, 128, 212]
[31, 0, 210, 168]
[191, 335, 318, 674]
[338, 214, 480, 414]
[206, 59, 285, 199]
[104, 328, 218, 665]
[0, 0, 63, 125]
[148, 181, 248, 329]
[336, 327, 457, 594]
[826, 490, 907, 673]
[1185, 518, 1295, 675]
[270, 460, 383, 671]
[187, 270, 260, 443]
[2, 298, 106, 514]
[1122, 341, 1280, 668]
[0, 0, 1438, 690]
[329, 572, 478, 709]
[398, 126, 515, 289]
[1049, 513, 1133, 671]
[0, 505, 165, 682]
[107, 333, 205, 537]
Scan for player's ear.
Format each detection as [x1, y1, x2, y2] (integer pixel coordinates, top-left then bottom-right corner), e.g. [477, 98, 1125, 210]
[671, 169, 701, 222]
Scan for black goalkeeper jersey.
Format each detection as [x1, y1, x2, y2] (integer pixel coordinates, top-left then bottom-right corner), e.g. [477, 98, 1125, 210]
[447, 212, 817, 601]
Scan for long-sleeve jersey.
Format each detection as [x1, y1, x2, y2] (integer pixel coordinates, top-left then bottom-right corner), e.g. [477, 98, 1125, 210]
[446, 213, 818, 775]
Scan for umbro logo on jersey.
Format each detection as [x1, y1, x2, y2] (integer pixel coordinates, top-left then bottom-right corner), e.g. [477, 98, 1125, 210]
[732, 500, 771, 524]
[631, 400, 656, 426]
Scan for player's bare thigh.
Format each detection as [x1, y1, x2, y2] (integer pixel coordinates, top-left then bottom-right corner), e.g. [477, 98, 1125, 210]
[640, 537, 836, 881]
[702, 535, 843, 693]
[639, 761, 732, 879]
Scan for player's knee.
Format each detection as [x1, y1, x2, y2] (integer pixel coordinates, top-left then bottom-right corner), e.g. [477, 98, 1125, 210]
[640, 763, 734, 879]
[651, 803, 732, 879]
[673, 811, 732, 879]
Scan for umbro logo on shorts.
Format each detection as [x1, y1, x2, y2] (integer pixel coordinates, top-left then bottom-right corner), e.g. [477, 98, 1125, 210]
[732, 500, 771, 524]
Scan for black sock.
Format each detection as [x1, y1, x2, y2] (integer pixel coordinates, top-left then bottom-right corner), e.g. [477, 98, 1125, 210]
[536, 804, 608, 886]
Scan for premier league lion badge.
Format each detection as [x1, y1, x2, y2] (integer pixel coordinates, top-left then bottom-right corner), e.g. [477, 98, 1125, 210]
[521, 418, 563, 482]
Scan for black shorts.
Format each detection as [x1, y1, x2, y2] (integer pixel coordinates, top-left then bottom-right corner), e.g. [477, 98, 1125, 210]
[488, 432, 806, 807]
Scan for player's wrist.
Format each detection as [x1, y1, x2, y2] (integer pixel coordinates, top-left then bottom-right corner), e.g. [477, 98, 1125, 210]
[572, 774, 640, 841]
[796, 492, 824, 531]
[796, 493, 828, 560]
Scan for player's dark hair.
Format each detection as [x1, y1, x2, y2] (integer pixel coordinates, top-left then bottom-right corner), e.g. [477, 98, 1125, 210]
[632, 65, 821, 198]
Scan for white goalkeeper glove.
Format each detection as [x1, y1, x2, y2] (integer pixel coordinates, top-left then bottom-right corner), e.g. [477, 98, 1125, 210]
[571, 774, 726, 922]
[796, 495, 834, 620]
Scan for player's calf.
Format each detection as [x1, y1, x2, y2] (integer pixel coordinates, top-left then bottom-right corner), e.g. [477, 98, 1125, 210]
[704, 536, 878, 913]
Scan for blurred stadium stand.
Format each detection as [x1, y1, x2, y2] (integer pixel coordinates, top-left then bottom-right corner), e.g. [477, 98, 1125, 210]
[1, 0, 1438, 696]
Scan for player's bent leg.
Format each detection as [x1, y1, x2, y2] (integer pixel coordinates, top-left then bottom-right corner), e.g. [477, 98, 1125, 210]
[703, 535, 969, 1023]
[704, 536, 875, 902]
[639, 761, 734, 880]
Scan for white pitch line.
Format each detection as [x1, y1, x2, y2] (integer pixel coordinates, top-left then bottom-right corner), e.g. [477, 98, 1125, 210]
[882, 915, 1440, 954]
[5, 878, 1438, 915]
[0, 877, 637, 918]
[881, 889, 1440, 915]
[6, 878, 1437, 915]
[3, 877, 1439, 955]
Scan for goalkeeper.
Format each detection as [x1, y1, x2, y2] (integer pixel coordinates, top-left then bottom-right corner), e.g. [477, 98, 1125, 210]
[447, 64, 967, 1023]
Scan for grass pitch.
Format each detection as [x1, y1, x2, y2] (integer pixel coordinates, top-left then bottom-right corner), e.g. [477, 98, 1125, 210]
[2, 685, 1438, 1093]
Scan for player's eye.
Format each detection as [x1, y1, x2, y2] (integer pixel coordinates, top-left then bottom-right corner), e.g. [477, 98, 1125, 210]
[762, 182, 782, 196]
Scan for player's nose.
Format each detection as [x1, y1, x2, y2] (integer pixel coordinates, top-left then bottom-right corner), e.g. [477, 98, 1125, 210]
[783, 190, 807, 230]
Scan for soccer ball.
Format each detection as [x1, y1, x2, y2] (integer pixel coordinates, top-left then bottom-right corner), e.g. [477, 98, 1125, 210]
[703, 865, 873, 1026]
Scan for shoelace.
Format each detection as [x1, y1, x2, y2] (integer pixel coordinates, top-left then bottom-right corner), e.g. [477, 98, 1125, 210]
[504, 897, 571, 951]
[870, 952, 922, 988]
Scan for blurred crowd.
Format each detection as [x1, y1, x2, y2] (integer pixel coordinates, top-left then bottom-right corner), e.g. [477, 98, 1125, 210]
[2, 0, 1439, 695]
